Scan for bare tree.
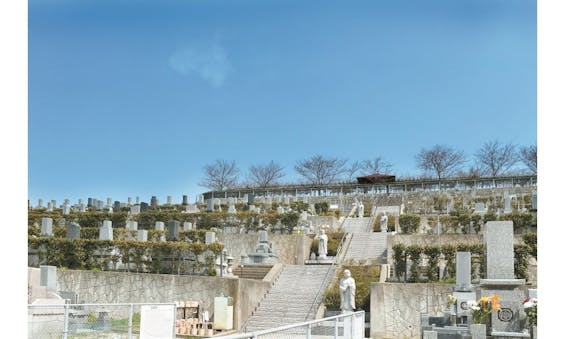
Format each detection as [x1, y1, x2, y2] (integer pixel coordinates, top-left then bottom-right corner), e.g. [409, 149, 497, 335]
[345, 161, 363, 182]
[474, 140, 519, 177]
[199, 159, 239, 191]
[248, 161, 286, 188]
[519, 145, 537, 174]
[294, 155, 348, 185]
[360, 157, 393, 175]
[415, 145, 466, 182]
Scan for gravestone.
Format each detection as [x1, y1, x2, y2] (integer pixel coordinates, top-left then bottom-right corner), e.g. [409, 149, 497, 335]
[126, 220, 138, 231]
[155, 221, 165, 231]
[247, 230, 277, 264]
[96, 200, 104, 210]
[474, 202, 486, 215]
[113, 201, 121, 212]
[183, 222, 193, 231]
[453, 252, 475, 319]
[205, 232, 216, 244]
[150, 196, 158, 208]
[137, 230, 148, 242]
[136, 196, 140, 204]
[228, 203, 236, 214]
[100, 220, 113, 240]
[140, 202, 149, 212]
[531, 193, 537, 210]
[127, 197, 132, 205]
[206, 199, 213, 211]
[47, 202, 53, 212]
[247, 194, 254, 204]
[130, 205, 141, 215]
[62, 204, 70, 215]
[79, 204, 86, 213]
[66, 222, 81, 239]
[185, 204, 199, 213]
[167, 220, 180, 241]
[479, 221, 525, 334]
[167, 196, 173, 205]
[182, 195, 189, 205]
[40, 218, 53, 236]
[51, 200, 57, 208]
[40, 265, 57, 293]
[213, 198, 221, 210]
[37, 199, 43, 208]
[503, 196, 513, 214]
[106, 198, 112, 206]
[88, 198, 93, 207]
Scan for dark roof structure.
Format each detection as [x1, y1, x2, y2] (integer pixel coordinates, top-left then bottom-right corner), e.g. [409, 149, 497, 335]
[356, 173, 396, 184]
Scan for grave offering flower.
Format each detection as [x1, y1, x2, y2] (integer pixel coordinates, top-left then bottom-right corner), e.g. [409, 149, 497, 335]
[523, 297, 537, 327]
[447, 294, 457, 306]
[468, 294, 501, 324]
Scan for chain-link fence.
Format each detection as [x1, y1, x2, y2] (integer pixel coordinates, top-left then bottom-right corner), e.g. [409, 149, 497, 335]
[219, 311, 365, 339]
[28, 303, 176, 339]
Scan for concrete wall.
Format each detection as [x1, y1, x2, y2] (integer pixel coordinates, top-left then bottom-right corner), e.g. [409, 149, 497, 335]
[217, 234, 312, 266]
[370, 282, 453, 339]
[56, 270, 271, 330]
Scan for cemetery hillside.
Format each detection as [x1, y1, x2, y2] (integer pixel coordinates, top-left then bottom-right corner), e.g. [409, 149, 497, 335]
[28, 172, 538, 339]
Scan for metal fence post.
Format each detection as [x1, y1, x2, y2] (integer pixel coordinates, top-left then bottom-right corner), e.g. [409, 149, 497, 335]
[62, 304, 69, 339]
[307, 323, 312, 339]
[334, 317, 339, 339]
[128, 303, 134, 339]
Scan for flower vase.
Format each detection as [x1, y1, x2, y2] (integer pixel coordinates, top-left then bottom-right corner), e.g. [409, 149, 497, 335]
[470, 323, 487, 339]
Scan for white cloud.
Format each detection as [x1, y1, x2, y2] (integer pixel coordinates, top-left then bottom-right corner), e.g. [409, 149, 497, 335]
[169, 42, 233, 88]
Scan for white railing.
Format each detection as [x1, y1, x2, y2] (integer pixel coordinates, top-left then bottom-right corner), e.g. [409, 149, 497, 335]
[219, 311, 365, 339]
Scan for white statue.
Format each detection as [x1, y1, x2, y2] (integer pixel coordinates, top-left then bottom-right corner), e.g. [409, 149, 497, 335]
[318, 229, 328, 259]
[358, 202, 364, 218]
[380, 214, 388, 232]
[340, 269, 356, 313]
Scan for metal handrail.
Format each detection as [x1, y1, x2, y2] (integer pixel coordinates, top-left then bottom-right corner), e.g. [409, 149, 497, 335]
[220, 311, 365, 339]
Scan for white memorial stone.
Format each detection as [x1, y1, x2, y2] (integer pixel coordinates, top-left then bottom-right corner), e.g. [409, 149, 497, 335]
[100, 220, 113, 240]
[41, 218, 53, 236]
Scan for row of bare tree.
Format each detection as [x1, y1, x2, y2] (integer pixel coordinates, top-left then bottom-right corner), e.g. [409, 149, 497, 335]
[199, 141, 537, 191]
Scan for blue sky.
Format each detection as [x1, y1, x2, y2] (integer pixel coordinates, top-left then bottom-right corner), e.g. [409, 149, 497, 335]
[27, 0, 537, 205]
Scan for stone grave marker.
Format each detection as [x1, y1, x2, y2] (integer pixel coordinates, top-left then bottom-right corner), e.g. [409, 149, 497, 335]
[479, 220, 525, 333]
[182, 195, 188, 205]
[205, 231, 216, 244]
[206, 199, 213, 211]
[531, 193, 537, 210]
[127, 197, 132, 205]
[474, 202, 486, 215]
[47, 202, 53, 212]
[150, 196, 158, 208]
[136, 196, 140, 204]
[183, 222, 193, 231]
[228, 203, 236, 214]
[167, 220, 180, 240]
[66, 222, 81, 239]
[126, 220, 138, 231]
[100, 220, 113, 240]
[40, 217, 53, 236]
[106, 197, 112, 206]
[453, 252, 475, 319]
[503, 196, 513, 214]
[37, 199, 43, 208]
[130, 205, 141, 215]
[62, 204, 70, 215]
[167, 196, 173, 205]
[137, 230, 148, 242]
[140, 202, 149, 212]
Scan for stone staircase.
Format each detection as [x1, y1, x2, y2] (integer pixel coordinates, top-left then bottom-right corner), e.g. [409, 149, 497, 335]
[343, 232, 389, 264]
[244, 265, 336, 332]
[341, 216, 373, 233]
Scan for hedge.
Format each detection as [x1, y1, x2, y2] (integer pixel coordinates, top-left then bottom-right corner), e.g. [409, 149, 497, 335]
[28, 237, 223, 275]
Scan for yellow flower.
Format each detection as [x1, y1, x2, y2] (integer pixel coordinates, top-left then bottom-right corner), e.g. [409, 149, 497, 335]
[491, 294, 501, 311]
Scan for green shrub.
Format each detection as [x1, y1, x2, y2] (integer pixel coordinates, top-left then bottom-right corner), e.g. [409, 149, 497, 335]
[399, 214, 420, 234]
